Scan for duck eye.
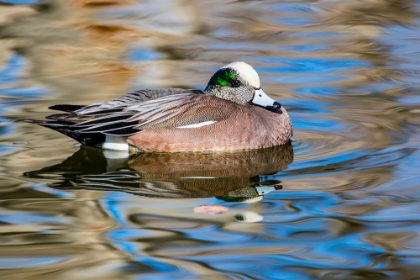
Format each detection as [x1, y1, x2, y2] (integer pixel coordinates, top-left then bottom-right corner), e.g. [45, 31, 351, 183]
[231, 80, 241, 87]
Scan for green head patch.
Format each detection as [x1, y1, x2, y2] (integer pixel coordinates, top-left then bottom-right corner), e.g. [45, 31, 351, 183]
[205, 68, 240, 90]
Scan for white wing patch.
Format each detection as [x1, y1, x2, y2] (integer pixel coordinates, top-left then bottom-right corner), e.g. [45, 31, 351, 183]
[176, 121, 217, 129]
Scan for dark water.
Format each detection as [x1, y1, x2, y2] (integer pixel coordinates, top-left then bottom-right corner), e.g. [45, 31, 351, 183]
[1, 0, 420, 278]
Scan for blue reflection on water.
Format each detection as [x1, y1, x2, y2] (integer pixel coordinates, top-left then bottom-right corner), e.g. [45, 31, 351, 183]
[102, 192, 192, 274]
[129, 48, 161, 61]
[0, 257, 68, 268]
[259, 57, 369, 73]
[0, 54, 47, 115]
[0, 54, 47, 155]
[102, 192, 130, 226]
[0, 213, 67, 225]
[0, 54, 25, 85]
[0, 87, 46, 99]
[296, 86, 342, 96]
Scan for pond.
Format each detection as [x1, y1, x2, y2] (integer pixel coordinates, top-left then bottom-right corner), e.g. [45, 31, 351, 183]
[1, 0, 420, 278]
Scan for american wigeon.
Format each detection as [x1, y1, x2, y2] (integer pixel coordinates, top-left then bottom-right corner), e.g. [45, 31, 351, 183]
[27, 62, 293, 153]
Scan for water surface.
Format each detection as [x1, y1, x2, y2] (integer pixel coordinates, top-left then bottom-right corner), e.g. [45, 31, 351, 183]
[1, 0, 420, 278]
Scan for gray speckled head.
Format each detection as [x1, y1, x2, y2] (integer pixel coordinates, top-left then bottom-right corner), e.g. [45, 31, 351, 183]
[204, 62, 276, 107]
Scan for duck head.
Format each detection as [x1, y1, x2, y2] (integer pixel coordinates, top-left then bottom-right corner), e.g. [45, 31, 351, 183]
[204, 61, 281, 109]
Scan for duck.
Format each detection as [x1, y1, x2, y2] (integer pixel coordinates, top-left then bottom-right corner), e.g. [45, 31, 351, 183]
[27, 62, 293, 153]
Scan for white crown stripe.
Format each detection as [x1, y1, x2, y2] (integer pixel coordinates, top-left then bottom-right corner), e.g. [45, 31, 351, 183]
[221, 61, 261, 89]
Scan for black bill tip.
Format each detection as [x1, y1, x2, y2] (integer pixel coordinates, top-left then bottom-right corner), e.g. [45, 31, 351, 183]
[273, 102, 282, 109]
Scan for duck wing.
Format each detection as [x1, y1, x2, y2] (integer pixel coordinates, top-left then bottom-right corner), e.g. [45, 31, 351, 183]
[43, 88, 204, 126]
[72, 94, 238, 135]
[26, 89, 207, 146]
[73, 88, 203, 115]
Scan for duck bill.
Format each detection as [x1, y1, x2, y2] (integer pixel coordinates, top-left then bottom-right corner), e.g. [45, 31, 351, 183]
[252, 89, 277, 107]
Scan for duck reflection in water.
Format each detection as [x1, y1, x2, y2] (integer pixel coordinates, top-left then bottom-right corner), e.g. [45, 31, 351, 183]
[25, 144, 293, 202]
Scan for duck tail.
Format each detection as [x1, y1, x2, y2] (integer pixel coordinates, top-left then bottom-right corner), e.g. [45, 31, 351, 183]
[24, 119, 106, 148]
[48, 104, 86, 113]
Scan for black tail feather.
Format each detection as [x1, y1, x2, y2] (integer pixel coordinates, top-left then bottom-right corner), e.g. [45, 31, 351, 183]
[49, 104, 86, 113]
[25, 119, 106, 148]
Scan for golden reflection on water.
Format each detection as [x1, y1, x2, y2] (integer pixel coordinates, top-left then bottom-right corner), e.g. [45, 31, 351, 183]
[1, 0, 420, 278]
[26, 145, 293, 199]
[1, 0, 138, 103]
